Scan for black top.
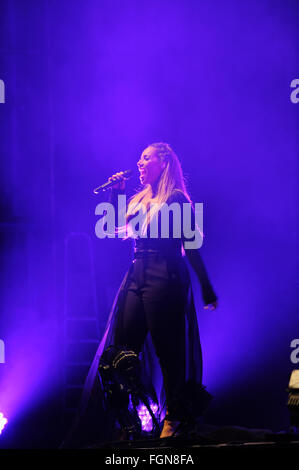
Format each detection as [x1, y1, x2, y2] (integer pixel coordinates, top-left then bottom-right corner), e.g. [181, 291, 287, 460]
[111, 188, 217, 305]
[132, 189, 198, 256]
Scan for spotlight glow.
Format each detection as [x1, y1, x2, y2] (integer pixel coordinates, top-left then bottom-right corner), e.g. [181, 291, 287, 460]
[137, 402, 159, 432]
[0, 413, 8, 434]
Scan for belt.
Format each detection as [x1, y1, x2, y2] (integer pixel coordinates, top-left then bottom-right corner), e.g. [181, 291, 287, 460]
[133, 249, 162, 259]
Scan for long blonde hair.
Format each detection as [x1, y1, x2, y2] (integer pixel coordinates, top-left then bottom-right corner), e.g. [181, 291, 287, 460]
[125, 143, 191, 237]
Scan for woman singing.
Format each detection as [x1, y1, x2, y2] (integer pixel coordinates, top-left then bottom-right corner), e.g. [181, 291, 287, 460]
[65, 142, 217, 446]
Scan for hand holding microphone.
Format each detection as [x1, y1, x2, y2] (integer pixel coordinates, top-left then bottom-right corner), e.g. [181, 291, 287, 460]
[108, 171, 127, 191]
[93, 169, 132, 194]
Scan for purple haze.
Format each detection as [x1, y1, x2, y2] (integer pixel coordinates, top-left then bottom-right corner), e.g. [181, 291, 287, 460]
[0, 0, 297, 444]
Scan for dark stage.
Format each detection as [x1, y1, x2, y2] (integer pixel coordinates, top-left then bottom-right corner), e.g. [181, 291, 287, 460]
[0, 0, 298, 462]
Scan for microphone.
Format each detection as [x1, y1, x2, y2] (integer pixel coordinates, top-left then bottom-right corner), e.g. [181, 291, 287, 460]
[93, 169, 132, 194]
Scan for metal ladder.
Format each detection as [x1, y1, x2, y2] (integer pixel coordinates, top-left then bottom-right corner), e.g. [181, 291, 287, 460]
[62, 232, 103, 429]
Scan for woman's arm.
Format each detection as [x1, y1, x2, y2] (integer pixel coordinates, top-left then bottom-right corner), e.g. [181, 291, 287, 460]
[184, 248, 218, 308]
[108, 173, 127, 228]
[168, 189, 218, 309]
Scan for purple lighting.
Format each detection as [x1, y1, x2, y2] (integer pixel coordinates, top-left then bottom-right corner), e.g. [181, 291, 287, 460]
[137, 402, 159, 432]
[0, 413, 8, 435]
[0, 0, 297, 445]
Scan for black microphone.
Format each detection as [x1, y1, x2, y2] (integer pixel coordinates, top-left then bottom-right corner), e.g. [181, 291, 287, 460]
[93, 169, 132, 194]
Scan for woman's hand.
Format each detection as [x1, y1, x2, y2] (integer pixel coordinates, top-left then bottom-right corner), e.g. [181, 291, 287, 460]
[204, 301, 218, 311]
[108, 172, 126, 190]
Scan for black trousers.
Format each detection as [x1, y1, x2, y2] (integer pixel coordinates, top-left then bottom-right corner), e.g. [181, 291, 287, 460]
[114, 254, 188, 418]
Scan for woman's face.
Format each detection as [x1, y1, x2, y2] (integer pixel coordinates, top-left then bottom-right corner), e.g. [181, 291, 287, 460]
[137, 146, 165, 186]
